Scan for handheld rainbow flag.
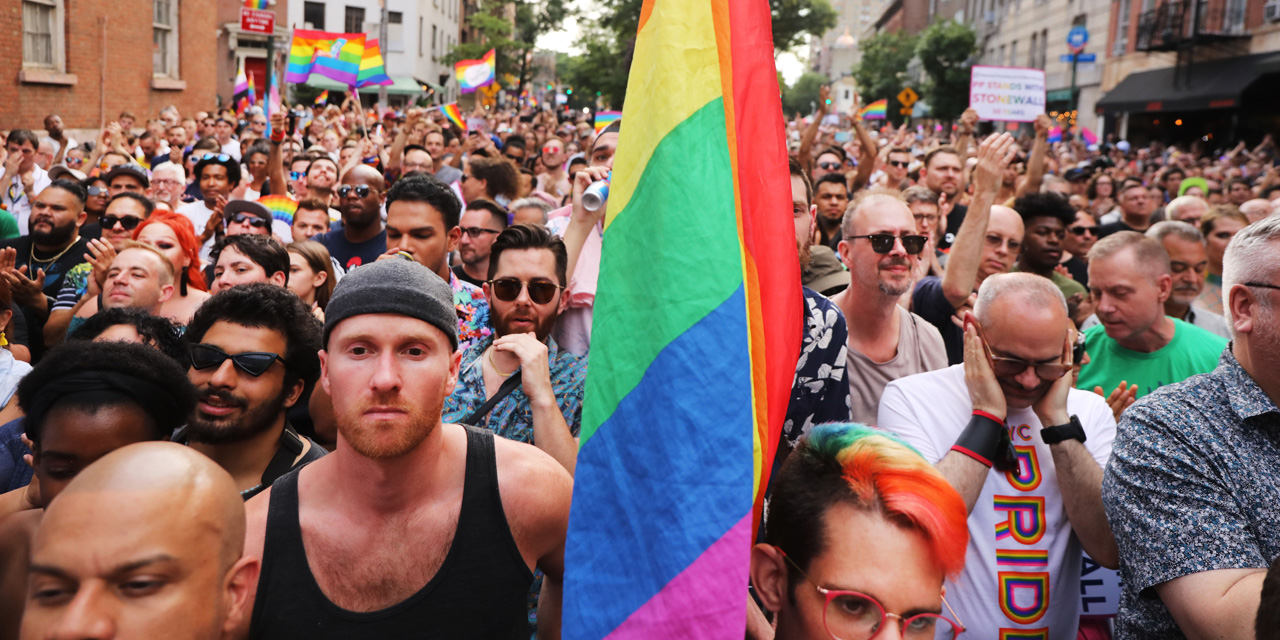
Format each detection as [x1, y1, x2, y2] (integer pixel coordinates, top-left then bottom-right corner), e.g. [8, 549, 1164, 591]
[246, 72, 257, 107]
[437, 103, 465, 131]
[455, 49, 495, 94]
[1080, 127, 1098, 145]
[287, 30, 365, 88]
[1047, 125, 1063, 143]
[562, 0, 802, 636]
[859, 98, 888, 119]
[314, 90, 329, 106]
[257, 195, 298, 226]
[593, 110, 622, 133]
[243, 0, 268, 8]
[233, 61, 251, 115]
[356, 38, 394, 88]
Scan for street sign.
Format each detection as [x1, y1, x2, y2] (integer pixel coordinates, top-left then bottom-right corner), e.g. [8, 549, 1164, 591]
[1059, 53, 1097, 63]
[1066, 26, 1089, 53]
[897, 87, 919, 107]
[899, 107, 912, 114]
[240, 7, 274, 34]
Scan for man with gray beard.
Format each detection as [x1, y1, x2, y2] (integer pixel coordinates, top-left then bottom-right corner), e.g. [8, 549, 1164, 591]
[830, 188, 947, 424]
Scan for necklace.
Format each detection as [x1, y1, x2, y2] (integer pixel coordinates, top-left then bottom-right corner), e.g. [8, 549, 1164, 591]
[486, 347, 516, 378]
[29, 239, 76, 266]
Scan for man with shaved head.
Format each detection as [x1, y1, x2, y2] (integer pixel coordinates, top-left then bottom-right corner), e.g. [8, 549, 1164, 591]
[1164, 195, 1209, 227]
[313, 165, 387, 270]
[913, 133, 1025, 364]
[20, 442, 257, 640]
[1240, 198, 1273, 224]
[830, 188, 945, 425]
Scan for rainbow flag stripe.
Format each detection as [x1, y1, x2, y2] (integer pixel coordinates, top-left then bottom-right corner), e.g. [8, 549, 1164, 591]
[456, 49, 495, 93]
[562, 0, 801, 637]
[243, 0, 268, 9]
[314, 90, 329, 106]
[859, 98, 888, 119]
[287, 29, 365, 87]
[593, 111, 622, 133]
[257, 195, 298, 226]
[356, 38, 393, 88]
[437, 103, 465, 131]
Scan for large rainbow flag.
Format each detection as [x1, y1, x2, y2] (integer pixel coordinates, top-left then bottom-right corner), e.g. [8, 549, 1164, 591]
[859, 98, 888, 119]
[456, 49, 495, 93]
[356, 37, 393, 88]
[286, 30, 365, 87]
[562, 0, 802, 636]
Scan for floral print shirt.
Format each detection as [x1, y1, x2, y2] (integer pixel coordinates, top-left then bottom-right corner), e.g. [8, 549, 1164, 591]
[783, 288, 852, 446]
[452, 271, 491, 353]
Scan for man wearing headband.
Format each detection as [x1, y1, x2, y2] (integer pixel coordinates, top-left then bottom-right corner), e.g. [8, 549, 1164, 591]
[240, 258, 572, 638]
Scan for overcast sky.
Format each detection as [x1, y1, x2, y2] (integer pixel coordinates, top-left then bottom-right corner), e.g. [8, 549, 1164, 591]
[535, 0, 809, 85]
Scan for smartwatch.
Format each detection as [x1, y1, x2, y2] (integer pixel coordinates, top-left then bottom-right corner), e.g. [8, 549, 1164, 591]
[1041, 415, 1087, 445]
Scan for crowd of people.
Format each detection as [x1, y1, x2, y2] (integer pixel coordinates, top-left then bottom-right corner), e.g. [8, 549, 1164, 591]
[0, 85, 1275, 640]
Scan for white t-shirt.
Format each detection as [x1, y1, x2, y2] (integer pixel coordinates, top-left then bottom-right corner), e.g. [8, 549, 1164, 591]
[1, 165, 51, 234]
[220, 139, 242, 162]
[878, 364, 1115, 639]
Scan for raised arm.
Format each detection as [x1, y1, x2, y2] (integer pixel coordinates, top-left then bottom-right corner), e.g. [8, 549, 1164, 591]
[848, 110, 878, 192]
[953, 108, 979, 163]
[940, 133, 1017, 308]
[267, 112, 288, 198]
[1017, 114, 1052, 198]
[797, 85, 830, 178]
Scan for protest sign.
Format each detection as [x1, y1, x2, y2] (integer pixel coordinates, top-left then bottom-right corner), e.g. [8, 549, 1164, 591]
[969, 66, 1046, 122]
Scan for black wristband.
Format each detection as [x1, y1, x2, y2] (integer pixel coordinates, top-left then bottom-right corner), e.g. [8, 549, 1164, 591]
[1041, 415, 1087, 445]
[951, 413, 1006, 468]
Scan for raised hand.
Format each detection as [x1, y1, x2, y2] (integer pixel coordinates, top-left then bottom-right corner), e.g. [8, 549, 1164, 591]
[973, 133, 1018, 198]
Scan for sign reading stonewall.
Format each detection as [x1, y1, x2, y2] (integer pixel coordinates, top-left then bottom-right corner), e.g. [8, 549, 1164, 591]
[969, 66, 1046, 122]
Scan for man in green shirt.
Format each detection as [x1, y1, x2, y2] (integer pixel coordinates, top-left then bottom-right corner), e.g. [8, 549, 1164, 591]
[1078, 231, 1228, 399]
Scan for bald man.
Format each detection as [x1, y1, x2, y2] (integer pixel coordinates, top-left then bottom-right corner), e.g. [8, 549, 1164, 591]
[313, 165, 387, 270]
[19, 442, 257, 640]
[1240, 198, 1273, 224]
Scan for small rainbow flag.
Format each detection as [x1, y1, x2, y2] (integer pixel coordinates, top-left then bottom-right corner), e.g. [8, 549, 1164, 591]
[356, 38, 393, 88]
[287, 30, 365, 88]
[455, 49, 495, 94]
[314, 90, 329, 106]
[859, 98, 887, 119]
[243, 0, 268, 8]
[1047, 125, 1063, 143]
[438, 103, 465, 132]
[257, 195, 298, 226]
[1080, 127, 1098, 145]
[562, 0, 801, 635]
[593, 110, 622, 133]
[247, 73, 257, 106]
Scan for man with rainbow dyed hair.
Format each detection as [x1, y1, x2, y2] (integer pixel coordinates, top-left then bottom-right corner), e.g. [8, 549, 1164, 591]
[752, 422, 969, 640]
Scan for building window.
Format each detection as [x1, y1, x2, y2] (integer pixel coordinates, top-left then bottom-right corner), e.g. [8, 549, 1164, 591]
[344, 6, 365, 34]
[999, 44, 1006, 66]
[1114, 0, 1130, 55]
[387, 11, 403, 51]
[153, 0, 178, 77]
[1010, 40, 1018, 68]
[1040, 29, 1048, 68]
[432, 25, 438, 60]
[22, 0, 63, 69]
[304, 1, 325, 30]
[418, 16, 423, 57]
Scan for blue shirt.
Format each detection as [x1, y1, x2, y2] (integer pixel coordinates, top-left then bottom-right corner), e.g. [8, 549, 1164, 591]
[912, 276, 964, 365]
[1102, 349, 1280, 639]
[442, 335, 586, 445]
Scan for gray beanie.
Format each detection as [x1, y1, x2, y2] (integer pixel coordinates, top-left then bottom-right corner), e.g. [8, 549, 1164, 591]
[323, 258, 458, 349]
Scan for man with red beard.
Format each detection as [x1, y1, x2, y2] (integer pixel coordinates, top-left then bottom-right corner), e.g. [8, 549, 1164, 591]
[442, 223, 584, 475]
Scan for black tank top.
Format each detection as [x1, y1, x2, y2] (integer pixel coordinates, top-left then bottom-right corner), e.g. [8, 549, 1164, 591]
[248, 426, 534, 639]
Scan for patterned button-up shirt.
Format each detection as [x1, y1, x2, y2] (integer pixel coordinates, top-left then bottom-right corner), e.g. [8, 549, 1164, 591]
[451, 271, 491, 353]
[783, 287, 851, 446]
[1102, 348, 1280, 639]
[442, 334, 586, 445]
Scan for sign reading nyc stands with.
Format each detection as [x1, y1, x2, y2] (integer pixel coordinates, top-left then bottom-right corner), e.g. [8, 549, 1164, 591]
[969, 66, 1046, 122]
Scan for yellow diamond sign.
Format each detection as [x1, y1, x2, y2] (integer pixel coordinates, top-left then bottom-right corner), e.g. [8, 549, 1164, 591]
[897, 87, 919, 107]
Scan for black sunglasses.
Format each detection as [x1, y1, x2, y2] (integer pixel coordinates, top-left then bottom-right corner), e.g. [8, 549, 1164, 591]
[101, 214, 142, 231]
[889, 160, 911, 168]
[488, 278, 563, 304]
[337, 184, 372, 199]
[849, 233, 928, 255]
[86, 186, 109, 197]
[1069, 226, 1098, 236]
[189, 343, 286, 377]
[817, 161, 842, 171]
[231, 213, 270, 228]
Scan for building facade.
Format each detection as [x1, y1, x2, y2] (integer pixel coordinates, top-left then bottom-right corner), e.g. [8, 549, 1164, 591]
[810, 0, 888, 81]
[7, 0, 217, 130]
[217, 0, 291, 111]
[1097, 0, 1280, 144]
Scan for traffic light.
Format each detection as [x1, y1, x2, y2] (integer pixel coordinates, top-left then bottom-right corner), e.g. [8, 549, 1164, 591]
[566, 88, 573, 95]
[547, 84, 553, 90]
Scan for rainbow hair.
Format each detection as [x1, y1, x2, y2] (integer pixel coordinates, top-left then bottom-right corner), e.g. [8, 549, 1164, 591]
[767, 423, 968, 580]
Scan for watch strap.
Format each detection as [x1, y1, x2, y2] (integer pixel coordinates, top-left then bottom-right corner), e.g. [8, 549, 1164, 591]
[1041, 415, 1087, 445]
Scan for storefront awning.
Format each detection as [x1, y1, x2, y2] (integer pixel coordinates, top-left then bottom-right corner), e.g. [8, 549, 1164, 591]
[1096, 52, 1280, 114]
[300, 75, 425, 96]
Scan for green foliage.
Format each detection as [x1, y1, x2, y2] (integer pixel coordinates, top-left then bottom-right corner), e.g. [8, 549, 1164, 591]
[851, 29, 917, 125]
[781, 72, 828, 118]
[771, 0, 839, 53]
[558, 28, 630, 109]
[444, 0, 571, 93]
[916, 19, 977, 122]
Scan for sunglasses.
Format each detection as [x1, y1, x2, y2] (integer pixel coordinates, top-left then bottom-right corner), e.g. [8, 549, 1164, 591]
[817, 161, 842, 171]
[101, 214, 142, 231]
[290, 171, 305, 181]
[460, 226, 501, 239]
[197, 153, 232, 163]
[86, 186, 108, 197]
[336, 184, 372, 198]
[488, 277, 563, 305]
[231, 213, 270, 228]
[849, 233, 928, 255]
[889, 160, 911, 168]
[1070, 225, 1099, 236]
[189, 343, 286, 377]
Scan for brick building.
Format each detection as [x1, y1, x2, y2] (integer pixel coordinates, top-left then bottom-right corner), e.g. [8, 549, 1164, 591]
[6, 0, 217, 131]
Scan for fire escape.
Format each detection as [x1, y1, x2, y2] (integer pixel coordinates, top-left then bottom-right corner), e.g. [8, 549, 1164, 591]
[1134, 0, 1251, 89]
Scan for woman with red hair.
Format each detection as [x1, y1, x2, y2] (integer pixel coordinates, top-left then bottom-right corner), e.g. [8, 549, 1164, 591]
[133, 211, 211, 324]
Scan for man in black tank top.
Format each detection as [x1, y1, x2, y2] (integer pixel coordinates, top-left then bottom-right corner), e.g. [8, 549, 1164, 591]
[239, 258, 573, 639]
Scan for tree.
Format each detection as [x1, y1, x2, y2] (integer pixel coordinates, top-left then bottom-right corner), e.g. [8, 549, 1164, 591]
[851, 29, 918, 125]
[916, 19, 977, 122]
[781, 72, 828, 118]
[444, 0, 570, 96]
[771, 0, 839, 53]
